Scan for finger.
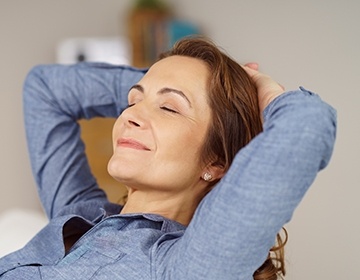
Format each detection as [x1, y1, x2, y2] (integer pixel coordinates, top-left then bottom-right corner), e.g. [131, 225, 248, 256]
[242, 64, 259, 77]
[244, 62, 259, 70]
[278, 83, 285, 91]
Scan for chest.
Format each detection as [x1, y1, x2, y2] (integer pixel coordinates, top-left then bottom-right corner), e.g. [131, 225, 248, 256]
[61, 218, 164, 265]
[1, 216, 169, 280]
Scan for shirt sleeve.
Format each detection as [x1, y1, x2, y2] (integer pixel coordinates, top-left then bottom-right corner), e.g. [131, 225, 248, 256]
[155, 88, 337, 279]
[23, 62, 146, 219]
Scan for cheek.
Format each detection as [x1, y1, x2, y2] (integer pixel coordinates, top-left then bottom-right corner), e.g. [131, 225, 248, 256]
[157, 123, 206, 162]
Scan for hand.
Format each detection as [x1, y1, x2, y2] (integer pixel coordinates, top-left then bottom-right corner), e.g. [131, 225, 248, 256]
[243, 63, 285, 113]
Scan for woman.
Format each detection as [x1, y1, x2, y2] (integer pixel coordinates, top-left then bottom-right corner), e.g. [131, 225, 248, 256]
[0, 37, 336, 279]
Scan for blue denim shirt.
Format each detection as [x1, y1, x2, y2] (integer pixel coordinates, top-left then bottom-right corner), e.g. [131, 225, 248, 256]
[0, 63, 337, 279]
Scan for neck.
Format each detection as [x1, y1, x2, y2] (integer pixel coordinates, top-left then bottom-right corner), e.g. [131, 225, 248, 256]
[120, 187, 206, 226]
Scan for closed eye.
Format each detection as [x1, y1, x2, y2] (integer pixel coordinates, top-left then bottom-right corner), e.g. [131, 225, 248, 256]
[160, 106, 178, 114]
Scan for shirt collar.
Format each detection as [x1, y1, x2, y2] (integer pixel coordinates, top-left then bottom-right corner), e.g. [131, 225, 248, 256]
[99, 204, 187, 232]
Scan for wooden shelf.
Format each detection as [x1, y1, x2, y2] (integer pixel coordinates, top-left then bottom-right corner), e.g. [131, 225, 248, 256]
[129, 8, 171, 67]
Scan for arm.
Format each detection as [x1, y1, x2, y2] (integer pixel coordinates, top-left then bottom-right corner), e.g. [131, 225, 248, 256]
[23, 62, 146, 219]
[157, 84, 337, 278]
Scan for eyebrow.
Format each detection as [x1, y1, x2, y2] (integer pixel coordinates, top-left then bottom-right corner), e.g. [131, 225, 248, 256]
[129, 84, 192, 108]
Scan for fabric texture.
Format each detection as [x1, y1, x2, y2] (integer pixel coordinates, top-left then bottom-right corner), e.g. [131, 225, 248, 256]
[0, 62, 337, 279]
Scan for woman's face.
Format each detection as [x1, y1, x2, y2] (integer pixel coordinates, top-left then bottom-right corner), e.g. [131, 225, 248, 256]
[108, 55, 212, 193]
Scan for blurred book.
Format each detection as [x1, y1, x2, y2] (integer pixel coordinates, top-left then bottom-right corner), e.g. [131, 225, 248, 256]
[128, 0, 200, 67]
[168, 20, 200, 48]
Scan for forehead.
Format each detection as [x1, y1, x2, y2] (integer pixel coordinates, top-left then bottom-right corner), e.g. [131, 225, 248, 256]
[141, 55, 210, 94]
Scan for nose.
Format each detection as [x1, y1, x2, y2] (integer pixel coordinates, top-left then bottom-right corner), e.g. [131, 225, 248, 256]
[128, 119, 140, 127]
[121, 102, 148, 129]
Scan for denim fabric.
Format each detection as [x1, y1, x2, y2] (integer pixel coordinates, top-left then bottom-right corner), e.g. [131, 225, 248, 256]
[0, 63, 337, 279]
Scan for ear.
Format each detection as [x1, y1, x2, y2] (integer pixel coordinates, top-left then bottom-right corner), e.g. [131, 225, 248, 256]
[202, 163, 226, 182]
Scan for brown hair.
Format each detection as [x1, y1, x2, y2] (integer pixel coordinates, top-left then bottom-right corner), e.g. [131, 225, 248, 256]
[160, 36, 286, 279]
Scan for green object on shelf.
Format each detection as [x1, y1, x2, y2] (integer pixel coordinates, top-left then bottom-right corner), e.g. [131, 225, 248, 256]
[134, 0, 168, 11]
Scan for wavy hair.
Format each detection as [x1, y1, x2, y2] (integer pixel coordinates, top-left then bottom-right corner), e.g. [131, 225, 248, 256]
[160, 36, 287, 279]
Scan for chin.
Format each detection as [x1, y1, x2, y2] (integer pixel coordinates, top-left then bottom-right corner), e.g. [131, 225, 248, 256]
[107, 157, 137, 184]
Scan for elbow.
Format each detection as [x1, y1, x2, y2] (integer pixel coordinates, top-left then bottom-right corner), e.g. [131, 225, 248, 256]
[319, 105, 337, 170]
[23, 65, 48, 103]
[304, 99, 337, 171]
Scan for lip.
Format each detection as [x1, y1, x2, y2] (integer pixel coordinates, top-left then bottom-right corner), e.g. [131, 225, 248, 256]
[117, 138, 151, 151]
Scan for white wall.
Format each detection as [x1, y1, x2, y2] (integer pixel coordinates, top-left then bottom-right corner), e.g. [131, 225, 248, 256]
[0, 0, 135, 212]
[0, 0, 358, 279]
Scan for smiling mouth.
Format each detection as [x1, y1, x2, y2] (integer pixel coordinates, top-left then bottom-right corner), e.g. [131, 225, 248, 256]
[117, 138, 151, 151]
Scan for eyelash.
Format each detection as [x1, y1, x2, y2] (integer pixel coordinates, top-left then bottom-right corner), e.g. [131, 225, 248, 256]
[160, 106, 178, 114]
[127, 103, 179, 114]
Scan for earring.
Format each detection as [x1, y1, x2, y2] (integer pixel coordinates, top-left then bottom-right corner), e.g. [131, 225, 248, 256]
[203, 172, 213, 182]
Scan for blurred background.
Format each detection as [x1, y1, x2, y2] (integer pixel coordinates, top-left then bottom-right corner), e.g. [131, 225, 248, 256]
[0, 0, 358, 279]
